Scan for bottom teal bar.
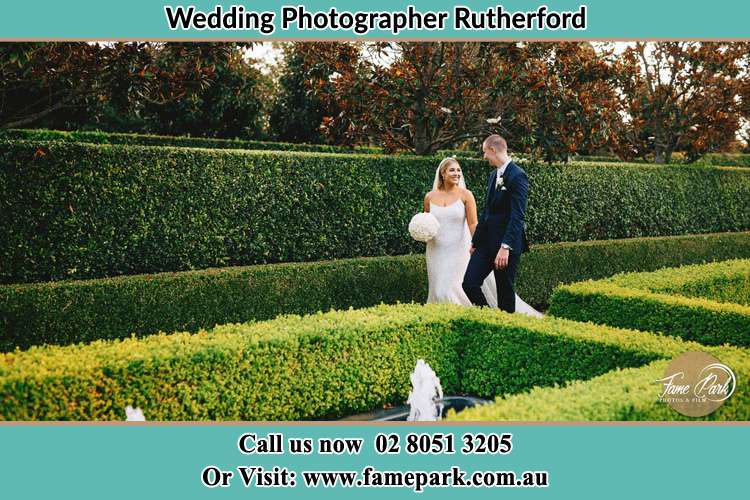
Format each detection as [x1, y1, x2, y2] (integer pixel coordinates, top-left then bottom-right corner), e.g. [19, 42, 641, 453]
[1, 424, 747, 498]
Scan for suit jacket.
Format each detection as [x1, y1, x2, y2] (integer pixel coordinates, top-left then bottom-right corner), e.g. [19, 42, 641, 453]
[471, 161, 529, 253]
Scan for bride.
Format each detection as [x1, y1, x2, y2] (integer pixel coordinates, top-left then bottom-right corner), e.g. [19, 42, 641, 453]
[423, 157, 541, 317]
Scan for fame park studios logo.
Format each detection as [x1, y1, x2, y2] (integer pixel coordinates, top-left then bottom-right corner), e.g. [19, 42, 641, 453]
[654, 351, 737, 417]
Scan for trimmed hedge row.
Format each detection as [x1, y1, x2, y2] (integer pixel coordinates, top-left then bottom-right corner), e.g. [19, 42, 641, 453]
[695, 153, 750, 168]
[0, 255, 424, 351]
[449, 344, 750, 421]
[6, 303, 740, 421]
[548, 259, 750, 347]
[0, 128, 382, 155]
[3, 140, 750, 284]
[4, 231, 750, 351]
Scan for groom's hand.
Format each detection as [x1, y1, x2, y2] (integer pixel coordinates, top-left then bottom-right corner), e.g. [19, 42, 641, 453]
[494, 247, 509, 270]
[469, 245, 475, 255]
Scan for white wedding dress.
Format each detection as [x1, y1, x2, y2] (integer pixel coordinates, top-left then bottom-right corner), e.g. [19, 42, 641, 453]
[425, 181, 541, 318]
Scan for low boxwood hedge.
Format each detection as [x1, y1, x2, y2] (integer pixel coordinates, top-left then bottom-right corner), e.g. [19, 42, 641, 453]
[0, 128, 382, 155]
[449, 344, 749, 421]
[4, 231, 750, 351]
[6, 303, 741, 421]
[549, 259, 750, 347]
[3, 140, 750, 284]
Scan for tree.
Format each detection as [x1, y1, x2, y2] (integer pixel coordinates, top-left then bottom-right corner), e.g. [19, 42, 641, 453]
[739, 52, 750, 152]
[617, 42, 745, 163]
[317, 42, 515, 154]
[269, 42, 360, 144]
[0, 42, 238, 131]
[497, 42, 623, 161]
[312, 42, 622, 158]
[142, 43, 267, 139]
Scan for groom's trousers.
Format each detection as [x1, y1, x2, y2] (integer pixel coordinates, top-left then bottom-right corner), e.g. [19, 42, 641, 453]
[462, 246, 520, 313]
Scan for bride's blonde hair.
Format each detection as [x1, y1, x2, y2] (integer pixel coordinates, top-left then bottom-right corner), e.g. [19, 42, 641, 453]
[436, 157, 459, 190]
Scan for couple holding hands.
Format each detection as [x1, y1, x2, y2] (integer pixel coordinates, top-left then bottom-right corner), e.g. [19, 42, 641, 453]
[422, 135, 540, 317]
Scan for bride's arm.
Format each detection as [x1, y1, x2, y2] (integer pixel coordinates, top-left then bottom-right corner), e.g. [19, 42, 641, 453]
[423, 192, 431, 213]
[464, 190, 478, 235]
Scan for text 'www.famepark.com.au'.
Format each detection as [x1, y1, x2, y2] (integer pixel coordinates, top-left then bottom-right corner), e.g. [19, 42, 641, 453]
[231, 465, 549, 492]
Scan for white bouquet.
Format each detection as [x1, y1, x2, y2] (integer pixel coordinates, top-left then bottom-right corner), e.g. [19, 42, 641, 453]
[408, 212, 440, 242]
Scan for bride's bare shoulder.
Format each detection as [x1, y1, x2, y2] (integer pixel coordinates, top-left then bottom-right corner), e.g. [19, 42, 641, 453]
[424, 190, 437, 202]
[460, 187, 476, 202]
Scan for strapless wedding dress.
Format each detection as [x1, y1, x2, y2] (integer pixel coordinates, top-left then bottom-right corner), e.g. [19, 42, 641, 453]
[426, 200, 541, 317]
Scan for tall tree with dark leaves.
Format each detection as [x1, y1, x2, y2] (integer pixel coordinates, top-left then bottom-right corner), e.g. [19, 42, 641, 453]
[269, 42, 360, 144]
[0, 42, 233, 131]
[314, 42, 622, 158]
[617, 42, 745, 163]
[142, 43, 267, 139]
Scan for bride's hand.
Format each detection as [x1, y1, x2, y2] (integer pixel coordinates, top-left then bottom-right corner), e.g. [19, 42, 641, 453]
[469, 245, 475, 255]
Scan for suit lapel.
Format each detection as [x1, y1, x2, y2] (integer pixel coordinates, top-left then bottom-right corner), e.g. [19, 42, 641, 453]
[486, 169, 497, 203]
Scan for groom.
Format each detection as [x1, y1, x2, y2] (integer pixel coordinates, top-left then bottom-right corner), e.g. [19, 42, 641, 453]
[462, 135, 529, 313]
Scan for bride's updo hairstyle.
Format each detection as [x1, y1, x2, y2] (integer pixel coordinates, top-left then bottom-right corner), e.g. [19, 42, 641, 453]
[436, 157, 459, 190]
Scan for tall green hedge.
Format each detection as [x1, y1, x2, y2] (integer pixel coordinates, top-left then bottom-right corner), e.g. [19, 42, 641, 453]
[7, 303, 744, 421]
[0, 128, 382, 154]
[3, 232, 750, 351]
[548, 259, 750, 347]
[3, 140, 750, 284]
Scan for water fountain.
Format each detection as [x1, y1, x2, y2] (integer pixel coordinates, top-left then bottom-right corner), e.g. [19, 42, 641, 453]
[340, 360, 486, 421]
[406, 359, 444, 421]
[125, 405, 146, 421]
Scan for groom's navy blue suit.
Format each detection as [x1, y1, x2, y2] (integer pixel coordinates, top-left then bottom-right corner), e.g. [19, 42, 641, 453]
[462, 160, 529, 312]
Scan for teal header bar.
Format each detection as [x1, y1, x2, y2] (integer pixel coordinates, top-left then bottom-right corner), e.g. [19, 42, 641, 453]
[1, 1, 748, 40]
[1, 424, 748, 498]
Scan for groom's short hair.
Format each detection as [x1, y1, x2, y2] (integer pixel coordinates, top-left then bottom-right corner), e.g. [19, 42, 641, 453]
[484, 135, 507, 153]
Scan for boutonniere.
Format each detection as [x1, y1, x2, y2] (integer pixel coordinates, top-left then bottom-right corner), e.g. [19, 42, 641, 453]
[495, 175, 505, 189]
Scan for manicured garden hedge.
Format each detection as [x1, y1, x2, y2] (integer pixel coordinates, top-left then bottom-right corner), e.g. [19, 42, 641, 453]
[3, 232, 750, 351]
[695, 153, 750, 168]
[7, 303, 742, 421]
[3, 140, 750, 284]
[549, 259, 750, 347]
[450, 343, 749, 421]
[0, 128, 382, 154]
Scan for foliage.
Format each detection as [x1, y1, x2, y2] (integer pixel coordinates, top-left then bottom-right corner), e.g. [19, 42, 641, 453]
[694, 153, 750, 168]
[6, 303, 742, 421]
[139, 43, 268, 139]
[450, 345, 750, 421]
[3, 231, 750, 350]
[549, 259, 750, 347]
[616, 42, 748, 163]
[269, 42, 361, 144]
[0, 42, 245, 131]
[0, 128, 382, 154]
[502, 42, 623, 161]
[314, 42, 622, 158]
[3, 139, 750, 283]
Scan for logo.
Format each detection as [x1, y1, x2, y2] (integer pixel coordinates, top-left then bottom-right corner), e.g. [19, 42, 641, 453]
[655, 352, 736, 417]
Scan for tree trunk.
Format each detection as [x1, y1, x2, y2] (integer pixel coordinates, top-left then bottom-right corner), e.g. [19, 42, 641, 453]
[654, 140, 667, 164]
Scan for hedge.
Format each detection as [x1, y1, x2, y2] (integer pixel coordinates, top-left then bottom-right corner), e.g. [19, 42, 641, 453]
[4, 140, 750, 284]
[0, 128, 382, 155]
[449, 344, 750, 421]
[4, 231, 750, 351]
[6, 303, 744, 421]
[695, 153, 750, 168]
[549, 259, 750, 347]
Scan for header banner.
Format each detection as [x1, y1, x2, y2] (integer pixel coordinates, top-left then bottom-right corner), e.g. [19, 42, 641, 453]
[1, 0, 749, 40]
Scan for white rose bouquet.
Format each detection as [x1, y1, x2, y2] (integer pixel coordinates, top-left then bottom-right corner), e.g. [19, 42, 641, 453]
[408, 212, 440, 242]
